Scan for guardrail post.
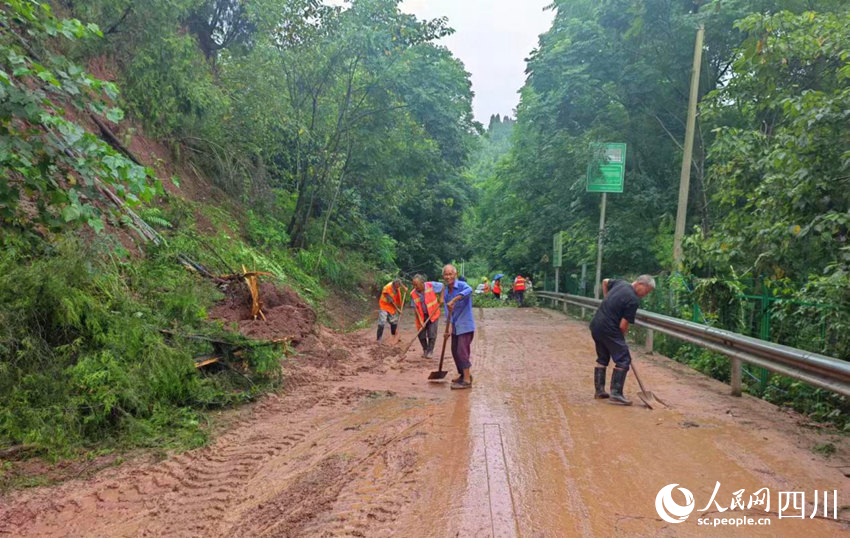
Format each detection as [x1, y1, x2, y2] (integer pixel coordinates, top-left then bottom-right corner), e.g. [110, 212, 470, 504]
[730, 357, 742, 397]
[645, 329, 654, 353]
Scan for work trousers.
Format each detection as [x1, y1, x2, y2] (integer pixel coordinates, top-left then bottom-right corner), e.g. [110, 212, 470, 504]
[377, 309, 399, 340]
[417, 319, 438, 353]
[451, 331, 475, 373]
[591, 330, 632, 371]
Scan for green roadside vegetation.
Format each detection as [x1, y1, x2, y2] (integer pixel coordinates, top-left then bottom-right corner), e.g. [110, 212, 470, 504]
[0, 0, 476, 464]
[2, 0, 849, 477]
[465, 2, 850, 429]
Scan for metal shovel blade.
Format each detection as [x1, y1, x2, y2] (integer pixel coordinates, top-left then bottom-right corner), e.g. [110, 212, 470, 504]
[429, 312, 452, 382]
[632, 364, 669, 409]
[428, 369, 448, 381]
[644, 391, 669, 408]
[636, 391, 655, 410]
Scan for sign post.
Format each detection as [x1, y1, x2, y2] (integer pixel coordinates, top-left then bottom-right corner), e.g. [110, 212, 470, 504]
[587, 143, 626, 298]
[581, 262, 588, 317]
[552, 232, 562, 293]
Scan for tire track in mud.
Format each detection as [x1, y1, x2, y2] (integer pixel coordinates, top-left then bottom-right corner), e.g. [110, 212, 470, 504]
[225, 411, 433, 537]
[143, 388, 345, 535]
[7, 309, 847, 537]
[299, 429, 426, 537]
[0, 378, 414, 537]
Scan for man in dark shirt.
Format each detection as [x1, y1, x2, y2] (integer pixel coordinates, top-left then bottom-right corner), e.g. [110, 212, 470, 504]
[590, 275, 656, 405]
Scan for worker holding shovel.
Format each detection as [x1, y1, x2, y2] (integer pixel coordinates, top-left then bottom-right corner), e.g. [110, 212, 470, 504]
[377, 278, 407, 343]
[410, 274, 443, 358]
[590, 275, 655, 405]
[442, 264, 475, 389]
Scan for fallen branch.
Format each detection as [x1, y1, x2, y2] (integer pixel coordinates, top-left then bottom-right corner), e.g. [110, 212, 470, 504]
[89, 113, 142, 166]
[0, 444, 37, 459]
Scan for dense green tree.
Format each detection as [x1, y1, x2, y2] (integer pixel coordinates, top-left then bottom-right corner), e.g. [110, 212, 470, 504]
[471, 0, 848, 283]
[689, 10, 850, 356]
[0, 0, 157, 233]
[26, 0, 477, 276]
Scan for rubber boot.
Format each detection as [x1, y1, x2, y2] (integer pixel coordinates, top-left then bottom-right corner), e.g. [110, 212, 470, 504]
[376, 325, 384, 342]
[594, 366, 609, 399]
[608, 367, 632, 406]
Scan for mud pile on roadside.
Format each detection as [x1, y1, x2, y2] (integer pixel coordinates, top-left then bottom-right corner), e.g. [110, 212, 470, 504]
[209, 281, 316, 344]
[292, 327, 403, 378]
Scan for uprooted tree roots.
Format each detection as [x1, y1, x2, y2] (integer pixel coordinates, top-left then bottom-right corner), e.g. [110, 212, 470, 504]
[209, 281, 317, 345]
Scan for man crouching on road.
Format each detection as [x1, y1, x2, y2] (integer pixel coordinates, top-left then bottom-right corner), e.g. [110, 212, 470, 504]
[442, 264, 475, 389]
[590, 275, 655, 405]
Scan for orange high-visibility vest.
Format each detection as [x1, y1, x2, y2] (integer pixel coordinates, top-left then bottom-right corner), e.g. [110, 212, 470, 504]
[411, 282, 441, 328]
[483, 283, 490, 294]
[379, 282, 401, 314]
[514, 276, 526, 291]
[493, 280, 501, 294]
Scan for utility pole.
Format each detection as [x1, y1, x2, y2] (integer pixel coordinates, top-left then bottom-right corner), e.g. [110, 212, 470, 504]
[553, 231, 562, 294]
[594, 192, 607, 299]
[672, 23, 705, 271]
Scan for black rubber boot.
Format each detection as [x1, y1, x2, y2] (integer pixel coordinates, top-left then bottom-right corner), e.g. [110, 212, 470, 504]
[608, 367, 632, 406]
[376, 325, 384, 342]
[594, 366, 609, 399]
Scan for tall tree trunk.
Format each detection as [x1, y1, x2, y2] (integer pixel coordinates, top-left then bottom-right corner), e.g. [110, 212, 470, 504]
[314, 142, 352, 272]
[288, 56, 359, 249]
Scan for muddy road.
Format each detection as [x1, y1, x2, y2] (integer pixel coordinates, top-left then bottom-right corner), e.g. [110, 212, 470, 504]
[1, 308, 848, 537]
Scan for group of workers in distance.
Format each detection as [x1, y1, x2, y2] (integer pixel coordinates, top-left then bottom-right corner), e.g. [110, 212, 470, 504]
[478, 274, 530, 305]
[376, 266, 657, 401]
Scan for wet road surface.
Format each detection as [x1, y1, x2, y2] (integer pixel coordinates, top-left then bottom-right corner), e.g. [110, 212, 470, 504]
[1, 307, 848, 537]
[392, 307, 850, 537]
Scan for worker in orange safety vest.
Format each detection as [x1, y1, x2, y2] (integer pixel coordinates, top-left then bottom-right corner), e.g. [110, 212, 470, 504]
[410, 274, 443, 358]
[377, 278, 406, 342]
[514, 274, 527, 307]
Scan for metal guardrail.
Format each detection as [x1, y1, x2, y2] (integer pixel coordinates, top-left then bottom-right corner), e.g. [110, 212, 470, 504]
[536, 291, 850, 398]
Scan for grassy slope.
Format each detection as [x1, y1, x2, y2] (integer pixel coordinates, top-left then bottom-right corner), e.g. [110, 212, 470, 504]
[0, 126, 377, 486]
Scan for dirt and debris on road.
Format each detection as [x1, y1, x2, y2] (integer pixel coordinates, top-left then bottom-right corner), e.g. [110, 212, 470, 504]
[209, 281, 317, 344]
[1, 308, 848, 537]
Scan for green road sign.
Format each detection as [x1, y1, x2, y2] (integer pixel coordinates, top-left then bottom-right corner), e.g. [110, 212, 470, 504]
[587, 143, 626, 193]
[553, 232, 562, 268]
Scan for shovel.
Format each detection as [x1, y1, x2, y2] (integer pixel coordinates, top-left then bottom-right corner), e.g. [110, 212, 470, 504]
[400, 308, 430, 355]
[631, 362, 669, 409]
[390, 289, 407, 345]
[428, 312, 452, 381]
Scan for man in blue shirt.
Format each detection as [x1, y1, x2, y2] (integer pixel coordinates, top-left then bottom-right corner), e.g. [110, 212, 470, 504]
[442, 264, 475, 389]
